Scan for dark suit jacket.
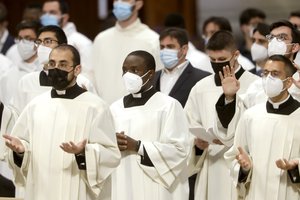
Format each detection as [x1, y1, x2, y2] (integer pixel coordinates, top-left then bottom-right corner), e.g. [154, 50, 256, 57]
[1, 34, 15, 55]
[154, 63, 210, 107]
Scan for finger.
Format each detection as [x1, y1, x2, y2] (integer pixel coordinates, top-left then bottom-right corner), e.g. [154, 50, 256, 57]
[219, 71, 224, 81]
[230, 66, 236, 77]
[3, 134, 12, 141]
[118, 145, 127, 151]
[117, 139, 127, 145]
[70, 141, 76, 147]
[237, 147, 246, 155]
[116, 133, 127, 139]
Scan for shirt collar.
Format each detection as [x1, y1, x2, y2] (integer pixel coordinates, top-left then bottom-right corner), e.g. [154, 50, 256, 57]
[51, 83, 87, 99]
[266, 95, 300, 115]
[162, 60, 189, 75]
[115, 18, 141, 32]
[123, 86, 157, 108]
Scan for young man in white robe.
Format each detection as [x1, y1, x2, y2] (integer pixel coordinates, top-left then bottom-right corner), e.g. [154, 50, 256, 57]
[3, 44, 121, 200]
[215, 20, 300, 147]
[184, 30, 259, 200]
[13, 25, 96, 113]
[225, 55, 300, 200]
[110, 50, 191, 200]
[91, 0, 162, 104]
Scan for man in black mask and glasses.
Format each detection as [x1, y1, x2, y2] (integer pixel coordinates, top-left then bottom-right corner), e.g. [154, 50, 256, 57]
[184, 30, 259, 200]
[3, 44, 120, 200]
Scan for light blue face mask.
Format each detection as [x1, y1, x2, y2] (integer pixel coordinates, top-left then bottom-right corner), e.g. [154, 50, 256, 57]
[112, 1, 133, 21]
[40, 13, 60, 26]
[160, 48, 179, 69]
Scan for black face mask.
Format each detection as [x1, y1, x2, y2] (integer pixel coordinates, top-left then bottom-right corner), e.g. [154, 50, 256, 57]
[210, 60, 230, 75]
[39, 68, 74, 90]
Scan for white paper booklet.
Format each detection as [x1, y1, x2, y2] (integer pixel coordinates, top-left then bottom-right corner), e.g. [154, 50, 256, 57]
[189, 127, 217, 144]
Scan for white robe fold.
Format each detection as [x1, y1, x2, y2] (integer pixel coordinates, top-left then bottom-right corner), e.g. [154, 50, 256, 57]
[7, 91, 120, 200]
[110, 92, 191, 200]
[184, 71, 259, 200]
[225, 103, 300, 200]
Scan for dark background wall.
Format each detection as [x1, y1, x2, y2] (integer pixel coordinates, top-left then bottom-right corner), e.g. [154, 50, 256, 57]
[0, 0, 198, 42]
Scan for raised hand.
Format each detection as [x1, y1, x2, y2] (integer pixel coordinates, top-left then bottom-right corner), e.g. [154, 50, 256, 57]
[219, 65, 240, 101]
[3, 134, 25, 154]
[236, 147, 251, 171]
[276, 158, 299, 170]
[60, 139, 87, 154]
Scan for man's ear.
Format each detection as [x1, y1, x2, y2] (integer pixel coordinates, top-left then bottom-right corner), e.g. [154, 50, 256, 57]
[292, 43, 300, 54]
[285, 76, 294, 89]
[135, 0, 143, 11]
[182, 44, 189, 55]
[74, 64, 81, 77]
[61, 13, 69, 27]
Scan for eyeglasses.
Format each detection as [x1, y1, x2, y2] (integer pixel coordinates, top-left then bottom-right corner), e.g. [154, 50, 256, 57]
[261, 70, 282, 78]
[15, 37, 36, 44]
[266, 34, 290, 42]
[35, 38, 58, 47]
[47, 60, 75, 71]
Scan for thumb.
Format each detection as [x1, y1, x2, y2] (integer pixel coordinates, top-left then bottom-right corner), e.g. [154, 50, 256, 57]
[237, 146, 246, 155]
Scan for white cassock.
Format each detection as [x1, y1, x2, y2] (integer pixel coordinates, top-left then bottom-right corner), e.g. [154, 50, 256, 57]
[91, 18, 162, 104]
[7, 91, 121, 200]
[224, 102, 300, 200]
[226, 72, 300, 143]
[110, 92, 191, 200]
[13, 71, 97, 113]
[63, 22, 93, 80]
[184, 69, 259, 200]
[0, 58, 40, 106]
[0, 104, 19, 180]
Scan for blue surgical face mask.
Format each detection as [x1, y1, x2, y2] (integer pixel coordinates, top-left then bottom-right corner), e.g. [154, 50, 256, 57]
[112, 1, 133, 21]
[160, 48, 179, 69]
[40, 13, 60, 26]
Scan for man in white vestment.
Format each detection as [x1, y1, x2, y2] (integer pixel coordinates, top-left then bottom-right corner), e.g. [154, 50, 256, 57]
[91, 0, 162, 104]
[214, 20, 300, 144]
[13, 25, 96, 113]
[40, 0, 93, 78]
[225, 55, 300, 200]
[110, 50, 191, 200]
[184, 31, 259, 200]
[201, 16, 256, 73]
[3, 44, 120, 200]
[0, 21, 42, 106]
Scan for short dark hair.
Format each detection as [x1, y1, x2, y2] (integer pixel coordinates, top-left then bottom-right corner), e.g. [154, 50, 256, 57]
[253, 22, 270, 37]
[268, 55, 297, 77]
[164, 13, 186, 29]
[127, 50, 156, 71]
[16, 20, 42, 36]
[239, 8, 266, 25]
[289, 10, 300, 18]
[44, 0, 69, 14]
[52, 44, 80, 66]
[202, 16, 232, 33]
[206, 30, 237, 52]
[270, 20, 300, 44]
[37, 25, 68, 44]
[0, 3, 7, 23]
[159, 27, 189, 47]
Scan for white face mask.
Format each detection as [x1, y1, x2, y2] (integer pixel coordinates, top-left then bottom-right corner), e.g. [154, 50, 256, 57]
[251, 43, 268, 62]
[262, 74, 287, 98]
[122, 71, 150, 94]
[267, 38, 288, 57]
[37, 45, 52, 65]
[17, 40, 36, 61]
